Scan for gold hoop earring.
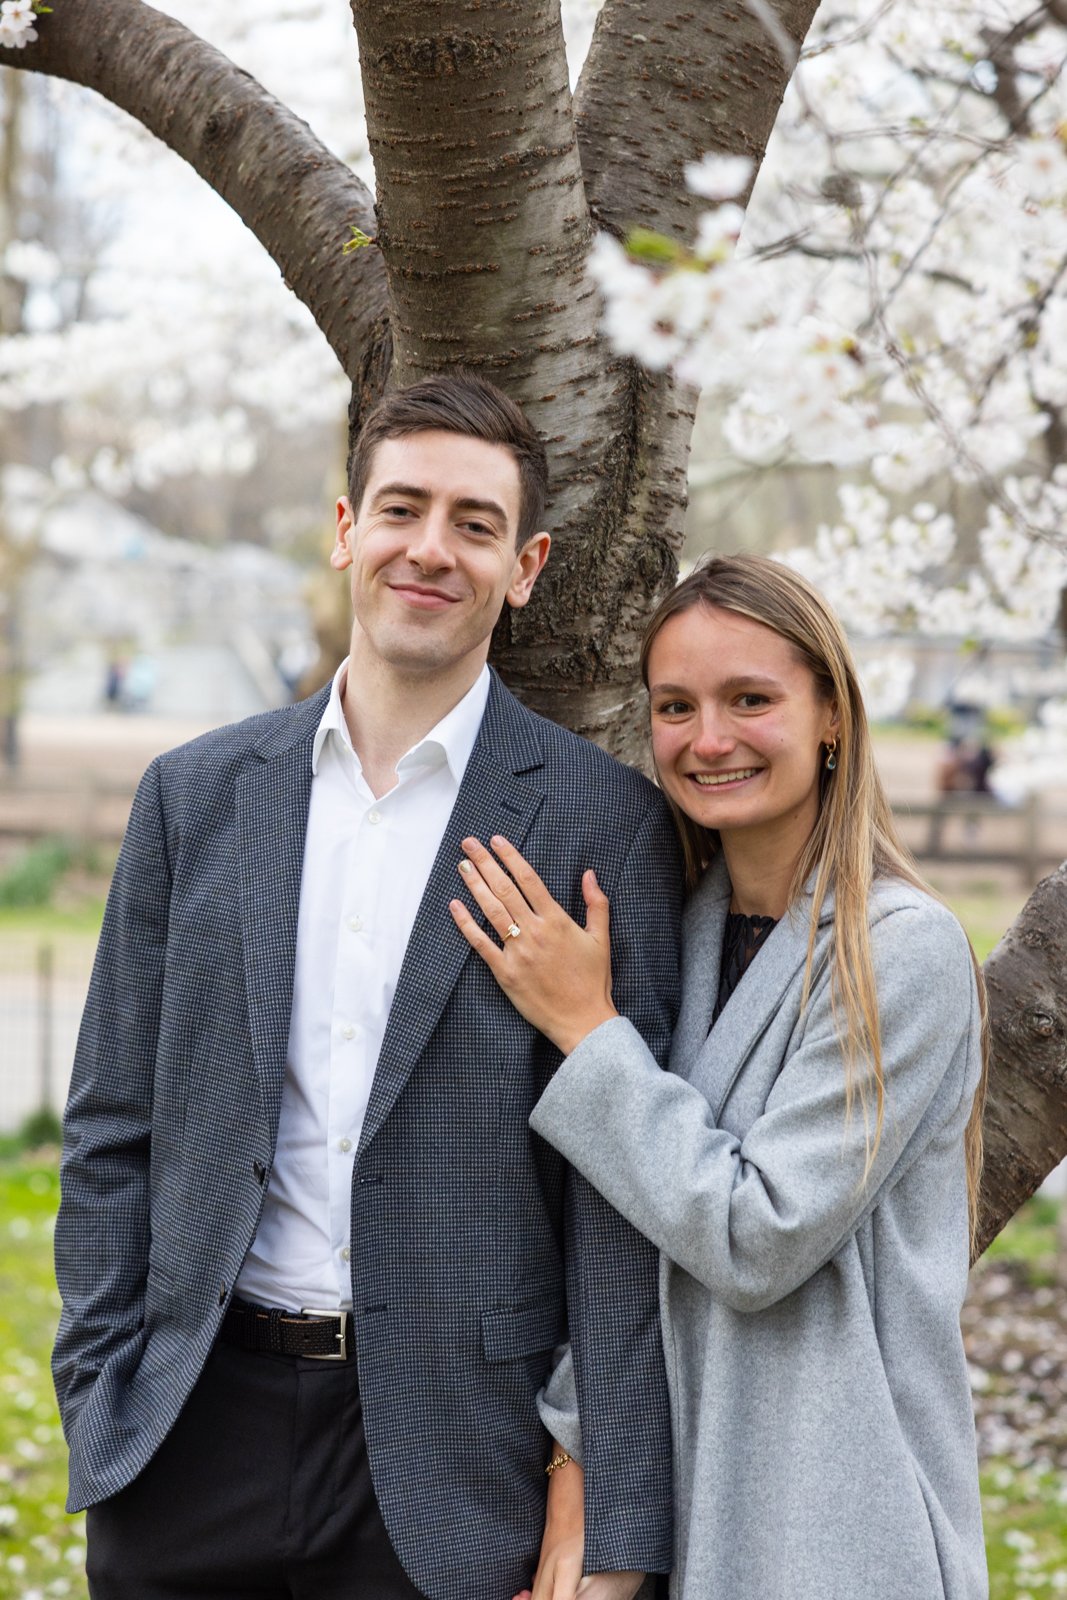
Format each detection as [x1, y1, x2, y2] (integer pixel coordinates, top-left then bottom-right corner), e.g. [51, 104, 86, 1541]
[824, 738, 838, 772]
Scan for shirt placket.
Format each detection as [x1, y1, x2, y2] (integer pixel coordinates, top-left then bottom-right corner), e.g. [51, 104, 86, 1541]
[326, 767, 389, 1307]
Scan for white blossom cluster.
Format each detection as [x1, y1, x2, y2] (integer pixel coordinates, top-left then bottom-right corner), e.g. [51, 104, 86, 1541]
[0, 52, 349, 508]
[591, 0, 1067, 735]
[0, 0, 41, 49]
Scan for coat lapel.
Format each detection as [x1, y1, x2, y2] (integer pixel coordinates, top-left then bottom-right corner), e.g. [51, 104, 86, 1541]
[357, 674, 546, 1157]
[236, 689, 327, 1143]
[669, 857, 732, 1074]
[680, 859, 833, 1118]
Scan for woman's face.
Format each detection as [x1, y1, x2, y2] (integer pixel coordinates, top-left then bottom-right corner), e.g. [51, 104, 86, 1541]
[647, 603, 838, 848]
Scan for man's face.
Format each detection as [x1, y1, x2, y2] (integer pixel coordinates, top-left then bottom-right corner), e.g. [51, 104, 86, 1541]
[332, 430, 549, 679]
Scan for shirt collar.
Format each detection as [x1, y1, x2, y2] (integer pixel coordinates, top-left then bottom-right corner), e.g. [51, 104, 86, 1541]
[312, 658, 491, 787]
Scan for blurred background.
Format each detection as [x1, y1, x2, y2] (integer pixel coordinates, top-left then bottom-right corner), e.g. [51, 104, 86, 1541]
[2, 0, 1067, 1594]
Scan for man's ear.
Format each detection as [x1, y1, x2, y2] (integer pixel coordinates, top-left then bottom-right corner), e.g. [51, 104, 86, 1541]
[506, 532, 551, 610]
[331, 496, 354, 571]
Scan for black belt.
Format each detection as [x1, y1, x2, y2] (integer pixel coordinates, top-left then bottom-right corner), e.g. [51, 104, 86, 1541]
[221, 1298, 353, 1361]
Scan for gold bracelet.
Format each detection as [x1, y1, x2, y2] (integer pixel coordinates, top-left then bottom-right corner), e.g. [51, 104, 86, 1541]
[545, 1451, 573, 1476]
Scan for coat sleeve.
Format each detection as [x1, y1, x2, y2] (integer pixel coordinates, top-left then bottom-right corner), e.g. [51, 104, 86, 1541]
[51, 759, 172, 1433]
[537, 1342, 583, 1463]
[559, 796, 682, 1575]
[533, 902, 978, 1316]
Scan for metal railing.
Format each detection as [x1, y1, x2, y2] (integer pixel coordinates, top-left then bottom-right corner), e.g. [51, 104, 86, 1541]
[0, 937, 93, 1133]
[895, 793, 1063, 887]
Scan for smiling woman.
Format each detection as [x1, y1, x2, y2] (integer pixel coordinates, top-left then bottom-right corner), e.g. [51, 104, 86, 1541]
[645, 605, 838, 920]
[452, 553, 991, 1600]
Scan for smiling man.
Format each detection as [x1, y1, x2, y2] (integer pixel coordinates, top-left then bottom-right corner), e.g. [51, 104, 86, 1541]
[53, 374, 681, 1600]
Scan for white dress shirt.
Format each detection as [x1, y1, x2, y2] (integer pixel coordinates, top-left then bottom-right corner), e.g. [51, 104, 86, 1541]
[236, 659, 491, 1312]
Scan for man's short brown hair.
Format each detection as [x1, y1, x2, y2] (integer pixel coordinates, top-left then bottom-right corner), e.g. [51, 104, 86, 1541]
[348, 373, 548, 546]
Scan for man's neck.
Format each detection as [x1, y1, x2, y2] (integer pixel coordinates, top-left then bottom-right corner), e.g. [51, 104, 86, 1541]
[341, 640, 487, 799]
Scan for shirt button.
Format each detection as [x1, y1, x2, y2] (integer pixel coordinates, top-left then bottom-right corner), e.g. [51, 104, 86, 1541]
[340, 1246, 351, 1262]
[367, 809, 382, 826]
[341, 1024, 355, 1041]
[339, 1137, 352, 1153]
[347, 916, 363, 932]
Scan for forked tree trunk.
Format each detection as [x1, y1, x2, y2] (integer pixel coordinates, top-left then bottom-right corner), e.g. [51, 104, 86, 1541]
[4, 0, 1067, 1244]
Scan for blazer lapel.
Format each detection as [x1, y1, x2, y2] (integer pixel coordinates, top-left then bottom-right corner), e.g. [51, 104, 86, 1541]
[236, 690, 326, 1143]
[357, 675, 546, 1157]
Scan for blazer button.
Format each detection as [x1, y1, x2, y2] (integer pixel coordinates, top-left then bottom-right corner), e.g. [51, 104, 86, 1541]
[253, 1160, 267, 1184]
[218, 1284, 228, 1306]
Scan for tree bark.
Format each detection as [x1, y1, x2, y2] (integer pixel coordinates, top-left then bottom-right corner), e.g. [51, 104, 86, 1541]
[0, 0, 390, 389]
[575, 0, 820, 244]
[975, 861, 1067, 1256]
[349, 0, 694, 751]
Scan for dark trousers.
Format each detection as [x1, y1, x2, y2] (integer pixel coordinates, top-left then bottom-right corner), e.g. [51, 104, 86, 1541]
[85, 1339, 425, 1599]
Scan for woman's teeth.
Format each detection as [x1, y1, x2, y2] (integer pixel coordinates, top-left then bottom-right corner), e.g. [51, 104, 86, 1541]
[691, 768, 760, 786]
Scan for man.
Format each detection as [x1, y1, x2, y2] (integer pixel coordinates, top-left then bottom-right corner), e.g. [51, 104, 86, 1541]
[54, 375, 682, 1600]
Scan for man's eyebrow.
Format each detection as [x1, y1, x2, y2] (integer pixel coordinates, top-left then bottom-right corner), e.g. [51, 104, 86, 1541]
[371, 483, 509, 526]
[371, 481, 431, 501]
[453, 496, 508, 524]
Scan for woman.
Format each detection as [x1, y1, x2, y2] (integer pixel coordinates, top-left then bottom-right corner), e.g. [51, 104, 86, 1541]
[449, 555, 988, 1600]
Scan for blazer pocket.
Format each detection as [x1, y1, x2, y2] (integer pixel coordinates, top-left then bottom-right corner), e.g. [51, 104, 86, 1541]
[481, 1296, 567, 1363]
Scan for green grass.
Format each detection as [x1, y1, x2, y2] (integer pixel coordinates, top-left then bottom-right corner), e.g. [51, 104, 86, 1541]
[0, 1156, 86, 1599]
[985, 1194, 1060, 1285]
[934, 880, 1028, 964]
[0, 906, 104, 942]
[983, 1466, 1067, 1596]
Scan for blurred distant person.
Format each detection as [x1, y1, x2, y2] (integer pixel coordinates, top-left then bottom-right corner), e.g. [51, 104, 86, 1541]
[964, 740, 995, 796]
[103, 657, 126, 712]
[938, 736, 995, 795]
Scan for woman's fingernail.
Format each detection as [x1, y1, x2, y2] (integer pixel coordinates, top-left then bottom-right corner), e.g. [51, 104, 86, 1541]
[458, 860, 472, 875]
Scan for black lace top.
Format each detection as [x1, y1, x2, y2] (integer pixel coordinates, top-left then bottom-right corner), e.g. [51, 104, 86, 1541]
[711, 911, 777, 1027]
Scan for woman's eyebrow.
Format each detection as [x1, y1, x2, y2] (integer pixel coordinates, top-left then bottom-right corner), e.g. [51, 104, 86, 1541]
[717, 675, 782, 694]
[649, 675, 782, 696]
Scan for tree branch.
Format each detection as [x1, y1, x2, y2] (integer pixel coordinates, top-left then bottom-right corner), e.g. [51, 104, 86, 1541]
[574, 0, 822, 245]
[0, 0, 389, 383]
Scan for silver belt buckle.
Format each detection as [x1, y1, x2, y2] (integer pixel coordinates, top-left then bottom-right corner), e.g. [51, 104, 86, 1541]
[300, 1307, 348, 1361]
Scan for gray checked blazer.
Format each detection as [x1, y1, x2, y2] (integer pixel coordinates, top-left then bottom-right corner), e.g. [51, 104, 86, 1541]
[53, 672, 682, 1600]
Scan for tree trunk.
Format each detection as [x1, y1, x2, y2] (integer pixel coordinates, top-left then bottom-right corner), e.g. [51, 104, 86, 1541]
[350, 0, 817, 755]
[976, 861, 1067, 1256]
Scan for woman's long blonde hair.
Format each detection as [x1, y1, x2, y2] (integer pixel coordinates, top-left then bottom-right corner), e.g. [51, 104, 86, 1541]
[640, 554, 988, 1245]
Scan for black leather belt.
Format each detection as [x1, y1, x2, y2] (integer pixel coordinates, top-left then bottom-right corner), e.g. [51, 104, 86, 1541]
[221, 1298, 353, 1360]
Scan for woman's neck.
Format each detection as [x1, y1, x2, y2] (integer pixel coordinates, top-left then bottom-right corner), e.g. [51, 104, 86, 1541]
[719, 806, 816, 918]
[720, 843, 792, 918]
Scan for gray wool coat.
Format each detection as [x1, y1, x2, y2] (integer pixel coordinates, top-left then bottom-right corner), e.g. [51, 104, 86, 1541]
[531, 857, 987, 1600]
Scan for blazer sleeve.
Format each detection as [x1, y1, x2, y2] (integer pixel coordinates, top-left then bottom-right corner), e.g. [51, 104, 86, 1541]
[534, 902, 979, 1316]
[51, 759, 172, 1432]
[560, 795, 682, 1575]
